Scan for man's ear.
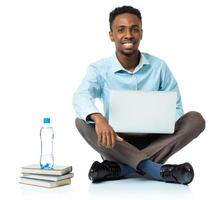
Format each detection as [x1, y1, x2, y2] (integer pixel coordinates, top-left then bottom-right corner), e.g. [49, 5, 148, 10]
[140, 29, 143, 40]
[109, 31, 114, 42]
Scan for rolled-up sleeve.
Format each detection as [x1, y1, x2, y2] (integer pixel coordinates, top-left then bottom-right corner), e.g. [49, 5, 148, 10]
[160, 61, 184, 121]
[73, 65, 102, 123]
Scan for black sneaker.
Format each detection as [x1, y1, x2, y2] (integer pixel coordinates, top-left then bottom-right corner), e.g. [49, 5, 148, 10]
[160, 162, 194, 185]
[88, 160, 122, 183]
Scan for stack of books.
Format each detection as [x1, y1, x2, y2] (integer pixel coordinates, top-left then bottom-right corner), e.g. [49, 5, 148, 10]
[19, 164, 73, 188]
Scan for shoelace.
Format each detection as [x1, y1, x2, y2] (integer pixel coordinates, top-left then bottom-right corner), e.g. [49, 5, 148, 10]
[162, 168, 179, 183]
[108, 165, 120, 176]
[102, 162, 120, 177]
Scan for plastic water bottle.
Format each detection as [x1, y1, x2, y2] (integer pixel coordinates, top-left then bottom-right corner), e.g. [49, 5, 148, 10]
[40, 117, 54, 169]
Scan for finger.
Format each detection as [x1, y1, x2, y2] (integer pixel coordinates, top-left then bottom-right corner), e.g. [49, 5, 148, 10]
[111, 133, 116, 148]
[102, 133, 107, 147]
[116, 135, 124, 141]
[97, 133, 102, 145]
[106, 133, 112, 148]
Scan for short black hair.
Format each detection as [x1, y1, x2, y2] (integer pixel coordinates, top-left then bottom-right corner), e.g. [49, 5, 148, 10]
[109, 5, 142, 31]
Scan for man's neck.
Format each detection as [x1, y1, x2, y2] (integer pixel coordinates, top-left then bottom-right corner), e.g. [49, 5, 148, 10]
[116, 51, 140, 72]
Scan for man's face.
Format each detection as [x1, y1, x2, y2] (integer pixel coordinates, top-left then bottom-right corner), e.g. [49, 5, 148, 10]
[109, 13, 143, 56]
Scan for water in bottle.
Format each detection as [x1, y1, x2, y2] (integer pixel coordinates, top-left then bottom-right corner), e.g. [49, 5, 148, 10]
[40, 117, 54, 169]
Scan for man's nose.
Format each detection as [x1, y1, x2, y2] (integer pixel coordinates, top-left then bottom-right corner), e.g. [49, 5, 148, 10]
[124, 29, 133, 39]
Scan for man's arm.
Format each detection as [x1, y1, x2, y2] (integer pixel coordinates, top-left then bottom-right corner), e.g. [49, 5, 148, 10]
[73, 65, 101, 123]
[73, 65, 123, 148]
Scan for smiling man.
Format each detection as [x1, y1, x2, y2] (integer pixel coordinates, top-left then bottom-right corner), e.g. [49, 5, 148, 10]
[73, 6, 205, 184]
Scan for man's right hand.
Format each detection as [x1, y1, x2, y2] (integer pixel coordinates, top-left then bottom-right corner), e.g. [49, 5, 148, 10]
[90, 113, 123, 148]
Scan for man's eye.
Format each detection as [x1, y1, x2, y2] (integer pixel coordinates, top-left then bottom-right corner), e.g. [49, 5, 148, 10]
[132, 28, 139, 32]
[117, 28, 124, 33]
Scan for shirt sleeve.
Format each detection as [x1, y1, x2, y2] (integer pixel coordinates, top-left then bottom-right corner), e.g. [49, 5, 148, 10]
[160, 61, 184, 121]
[73, 65, 102, 123]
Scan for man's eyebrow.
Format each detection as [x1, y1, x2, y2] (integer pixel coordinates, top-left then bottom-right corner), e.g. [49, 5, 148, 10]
[116, 25, 126, 28]
[116, 24, 140, 28]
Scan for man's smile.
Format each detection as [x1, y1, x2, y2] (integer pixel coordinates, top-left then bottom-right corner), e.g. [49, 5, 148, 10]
[123, 42, 134, 48]
[122, 41, 135, 49]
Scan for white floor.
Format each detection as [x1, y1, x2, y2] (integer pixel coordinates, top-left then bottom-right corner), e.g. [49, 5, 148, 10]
[18, 177, 193, 200]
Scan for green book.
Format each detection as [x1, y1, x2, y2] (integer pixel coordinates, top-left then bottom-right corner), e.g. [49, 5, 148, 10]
[21, 164, 72, 175]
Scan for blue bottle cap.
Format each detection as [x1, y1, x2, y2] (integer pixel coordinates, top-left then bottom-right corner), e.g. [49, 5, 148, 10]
[43, 118, 50, 123]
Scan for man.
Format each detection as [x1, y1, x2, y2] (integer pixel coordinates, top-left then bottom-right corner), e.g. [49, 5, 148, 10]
[73, 6, 205, 184]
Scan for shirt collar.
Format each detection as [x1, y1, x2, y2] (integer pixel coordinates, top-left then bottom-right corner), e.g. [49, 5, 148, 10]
[111, 52, 150, 74]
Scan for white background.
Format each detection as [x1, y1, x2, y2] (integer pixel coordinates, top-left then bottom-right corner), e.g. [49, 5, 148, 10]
[0, 0, 221, 199]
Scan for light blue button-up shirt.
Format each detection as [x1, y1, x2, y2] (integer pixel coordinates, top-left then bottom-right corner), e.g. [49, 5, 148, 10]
[73, 52, 183, 123]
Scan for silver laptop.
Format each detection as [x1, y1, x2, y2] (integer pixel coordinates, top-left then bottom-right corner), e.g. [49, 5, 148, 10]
[108, 90, 177, 134]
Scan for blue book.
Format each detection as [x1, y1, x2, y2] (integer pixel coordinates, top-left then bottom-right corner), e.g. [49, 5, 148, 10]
[21, 172, 74, 181]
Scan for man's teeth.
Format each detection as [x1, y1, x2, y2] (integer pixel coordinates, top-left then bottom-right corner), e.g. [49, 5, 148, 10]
[123, 43, 133, 47]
